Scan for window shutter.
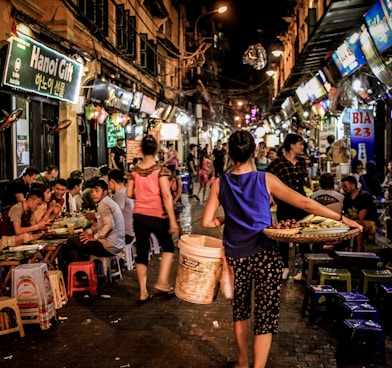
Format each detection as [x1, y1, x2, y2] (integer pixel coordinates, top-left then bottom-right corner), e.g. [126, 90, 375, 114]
[127, 16, 136, 58]
[116, 4, 125, 50]
[95, 0, 108, 37]
[140, 34, 147, 68]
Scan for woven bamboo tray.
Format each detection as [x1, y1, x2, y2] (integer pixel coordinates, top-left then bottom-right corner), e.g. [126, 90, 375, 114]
[263, 228, 361, 243]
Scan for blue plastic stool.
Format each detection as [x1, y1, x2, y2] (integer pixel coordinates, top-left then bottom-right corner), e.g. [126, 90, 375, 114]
[301, 284, 337, 323]
[333, 292, 370, 324]
[336, 319, 386, 366]
[340, 301, 380, 323]
[182, 181, 189, 193]
[379, 284, 392, 333]
[335, 291, 369, 303]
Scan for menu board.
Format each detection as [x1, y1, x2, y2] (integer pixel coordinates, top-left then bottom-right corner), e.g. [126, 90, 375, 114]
[126, 140, 142, 163]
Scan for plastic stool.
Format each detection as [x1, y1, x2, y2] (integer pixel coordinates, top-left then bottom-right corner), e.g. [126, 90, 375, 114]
[182, 181, 189, 193]
[302, 253, 334, 284]
[379, 284, 392, 332]
[335, 291, 369, 303]
[90, 255, 122, 283]
[48, 270, 68, 309]
[340, 301, 381, 323]
[67, 261, 98, 297]
[12, 263, 56, 330]
[318, 267, 352, 292]
[361, 269, 392, 296]
[0, 297, 25, 337]
[336, 319, 386, 365]
[123, 238, 136, 271]
[333, 292, 370, 323]
[301, 284, 338, 323]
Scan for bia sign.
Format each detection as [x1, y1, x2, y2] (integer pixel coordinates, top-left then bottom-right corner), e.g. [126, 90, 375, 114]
[349, 108, 375, 163]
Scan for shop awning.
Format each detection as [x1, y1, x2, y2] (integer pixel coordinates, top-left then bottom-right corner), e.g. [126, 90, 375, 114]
[272, 0, 374, 110]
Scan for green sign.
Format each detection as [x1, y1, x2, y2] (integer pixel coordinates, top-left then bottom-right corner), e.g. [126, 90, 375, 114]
[2, 34, 83, 104]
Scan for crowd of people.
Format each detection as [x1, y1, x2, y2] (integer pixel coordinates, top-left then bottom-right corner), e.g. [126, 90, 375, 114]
[1, 131, 391, 368]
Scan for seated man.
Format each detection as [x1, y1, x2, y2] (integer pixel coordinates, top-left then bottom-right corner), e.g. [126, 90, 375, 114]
[0, 189, 47, 241]
[64, 180, 125, 273]
[50, 178, 67, 218]
[311, 172, 344, 214]
[341, 175, 379, 252]
[63, 178, 82, 215]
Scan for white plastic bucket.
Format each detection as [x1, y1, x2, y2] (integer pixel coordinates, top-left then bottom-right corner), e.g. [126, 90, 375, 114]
[175, 234, 224, 304]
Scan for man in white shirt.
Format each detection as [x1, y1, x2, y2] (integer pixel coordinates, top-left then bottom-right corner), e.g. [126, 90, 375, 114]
[63, 178, 82, 214]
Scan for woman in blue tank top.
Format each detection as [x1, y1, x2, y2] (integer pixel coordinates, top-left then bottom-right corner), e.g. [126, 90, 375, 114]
[201, 131, 362, 368]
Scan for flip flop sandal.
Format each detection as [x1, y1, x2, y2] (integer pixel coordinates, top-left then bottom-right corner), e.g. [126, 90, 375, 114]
[136, 294, 153, 305]
[154, 286, 175, 295]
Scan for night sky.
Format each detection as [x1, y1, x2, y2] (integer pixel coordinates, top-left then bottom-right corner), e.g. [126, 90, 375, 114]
[218, 0, 292, 81]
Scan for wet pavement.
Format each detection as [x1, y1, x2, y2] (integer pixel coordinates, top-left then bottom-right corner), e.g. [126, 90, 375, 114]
[0, 191, 391, 368]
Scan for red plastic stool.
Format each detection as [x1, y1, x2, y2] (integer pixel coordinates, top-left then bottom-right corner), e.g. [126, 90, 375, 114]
[67, 261, 98, 297]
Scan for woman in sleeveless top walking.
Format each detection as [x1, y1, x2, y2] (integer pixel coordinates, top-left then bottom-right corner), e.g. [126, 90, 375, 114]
[201, 130, 362, 368]
[127, 135, 179, 303]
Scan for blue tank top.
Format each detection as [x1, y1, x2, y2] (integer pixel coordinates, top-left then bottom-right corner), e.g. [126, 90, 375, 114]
[219, 171, 274, 258]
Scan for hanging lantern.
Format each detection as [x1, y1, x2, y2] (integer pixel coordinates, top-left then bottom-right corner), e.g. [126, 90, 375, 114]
[242, 43, 267, 70]
[85, 104, 97, 120]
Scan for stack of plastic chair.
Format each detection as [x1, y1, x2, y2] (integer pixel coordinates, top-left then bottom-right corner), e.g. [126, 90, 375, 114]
[11, 263, 56, 330]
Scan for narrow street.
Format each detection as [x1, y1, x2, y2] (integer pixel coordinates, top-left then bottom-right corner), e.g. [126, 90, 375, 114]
[0, 192, 391, 368]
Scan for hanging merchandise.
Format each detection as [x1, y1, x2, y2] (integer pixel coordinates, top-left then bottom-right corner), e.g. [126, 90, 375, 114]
[111, 112, 123, 126]
[97, 107, 108, 125]
[121, 114, 130, 127]
[85, 104, 97, 120]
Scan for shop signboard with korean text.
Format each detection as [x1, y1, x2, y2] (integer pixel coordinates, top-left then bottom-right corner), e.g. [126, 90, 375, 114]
[2, 34, 83, 104]
[348, 108, 375, 164]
